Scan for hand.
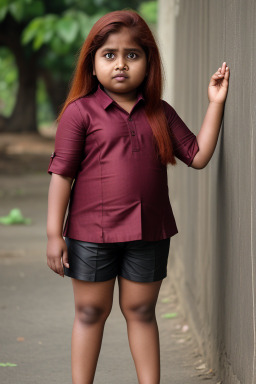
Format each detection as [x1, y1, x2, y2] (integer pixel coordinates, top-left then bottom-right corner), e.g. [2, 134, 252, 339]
[208, 62, 230, 104]
[46, 236, 69, 277]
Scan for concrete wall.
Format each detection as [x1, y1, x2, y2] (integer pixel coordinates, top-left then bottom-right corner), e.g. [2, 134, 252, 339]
[158, 1, 256, 383]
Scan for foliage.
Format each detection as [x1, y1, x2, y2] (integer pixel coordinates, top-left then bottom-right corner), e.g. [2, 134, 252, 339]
[0, 48, 17, 117]
[21, 10, 105, 53]
[0, 0, 157, 126]
[36, 78, 55, 124]
[138, 1, 157, 24]
[0, 0, 45, 23]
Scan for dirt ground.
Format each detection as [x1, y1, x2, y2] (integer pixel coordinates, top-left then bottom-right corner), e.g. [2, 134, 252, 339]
[0, 133, 220, 383]
[0, 132, 55, 175]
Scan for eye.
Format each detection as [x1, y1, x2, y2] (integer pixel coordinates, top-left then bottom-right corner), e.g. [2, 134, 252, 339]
[105, 53, 115, 59]
[127, 52, 137, 59]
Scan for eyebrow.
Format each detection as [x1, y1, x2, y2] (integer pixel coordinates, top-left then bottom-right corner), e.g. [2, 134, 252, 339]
[101, 48, 142, 53]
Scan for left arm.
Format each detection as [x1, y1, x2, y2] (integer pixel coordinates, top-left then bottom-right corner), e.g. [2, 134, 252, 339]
[191, 62, 230, 169]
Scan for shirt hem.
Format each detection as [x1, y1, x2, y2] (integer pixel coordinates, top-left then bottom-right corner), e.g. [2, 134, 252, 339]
[63, 229, 178, 243]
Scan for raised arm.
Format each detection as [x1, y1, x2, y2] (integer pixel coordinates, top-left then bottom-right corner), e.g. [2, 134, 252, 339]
[191, 62, 230, 169]
[46, 173, 73, 277]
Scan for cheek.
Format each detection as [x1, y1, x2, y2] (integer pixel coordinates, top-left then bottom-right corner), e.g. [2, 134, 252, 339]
[95, 61, 110, 75]
[93, 54, 103, 74]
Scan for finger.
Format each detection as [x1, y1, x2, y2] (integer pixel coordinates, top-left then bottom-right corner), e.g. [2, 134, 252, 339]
[47, 259, 55, 273]
[62, 249, 70, 269]
[224, 66, 229, 79]
[221, 61, 226, 75]
[210, 72, 223, 84]
[53, 258, 64, 277]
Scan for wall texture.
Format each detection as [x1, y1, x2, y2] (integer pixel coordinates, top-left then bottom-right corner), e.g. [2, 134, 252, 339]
[158, 1, 256, 383]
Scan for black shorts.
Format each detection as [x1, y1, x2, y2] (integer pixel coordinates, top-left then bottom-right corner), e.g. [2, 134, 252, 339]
[63, 237, 171, 283]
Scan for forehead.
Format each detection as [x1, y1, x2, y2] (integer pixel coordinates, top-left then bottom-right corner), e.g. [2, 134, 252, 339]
[99, 27, 141, 49]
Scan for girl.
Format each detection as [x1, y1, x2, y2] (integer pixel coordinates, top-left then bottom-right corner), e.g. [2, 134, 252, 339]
[46, 10, 229, 384]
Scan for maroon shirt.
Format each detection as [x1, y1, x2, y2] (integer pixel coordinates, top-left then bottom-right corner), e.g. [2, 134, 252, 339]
[48, 83, 199, 243]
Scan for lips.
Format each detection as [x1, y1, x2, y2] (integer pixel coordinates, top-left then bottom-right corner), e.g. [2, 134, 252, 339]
[113, 74, 128, 79]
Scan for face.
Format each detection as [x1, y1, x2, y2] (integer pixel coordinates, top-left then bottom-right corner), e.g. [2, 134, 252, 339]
[93, 27, 147, 100]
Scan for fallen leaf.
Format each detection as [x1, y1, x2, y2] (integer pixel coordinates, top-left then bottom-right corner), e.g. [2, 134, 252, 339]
[0, 208, 31, 225]
[161, 312, 178, 319]
[161, 298, 170, 303]
[0, 362, 17, 367]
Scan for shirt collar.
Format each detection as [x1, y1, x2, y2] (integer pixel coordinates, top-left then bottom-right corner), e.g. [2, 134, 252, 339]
[94, 83, 145, 110]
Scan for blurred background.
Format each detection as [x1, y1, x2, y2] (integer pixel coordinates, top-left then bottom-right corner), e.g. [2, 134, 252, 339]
[0, 0, 157, 173]
[1, 1, 255, 384]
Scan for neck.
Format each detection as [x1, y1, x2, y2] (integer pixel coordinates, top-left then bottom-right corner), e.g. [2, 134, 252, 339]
[103, 88, 137, 103]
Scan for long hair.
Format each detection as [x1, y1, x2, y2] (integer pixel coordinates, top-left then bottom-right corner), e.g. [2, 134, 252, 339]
[58, 10, 176, 166]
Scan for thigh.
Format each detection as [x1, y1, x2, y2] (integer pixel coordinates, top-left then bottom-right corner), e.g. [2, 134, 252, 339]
[118, 238, 171, 283]
[72, 277, 116, 311]
[118, 276, 163, 314]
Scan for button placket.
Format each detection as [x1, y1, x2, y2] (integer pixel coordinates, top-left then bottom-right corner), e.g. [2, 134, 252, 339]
[127, 117, 140, 151]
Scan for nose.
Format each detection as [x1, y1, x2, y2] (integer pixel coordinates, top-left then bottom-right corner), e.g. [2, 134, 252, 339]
[114, 57, 128, 71]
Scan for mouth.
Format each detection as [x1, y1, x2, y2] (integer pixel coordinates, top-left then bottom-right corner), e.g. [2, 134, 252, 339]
[113, 74, 128, 80]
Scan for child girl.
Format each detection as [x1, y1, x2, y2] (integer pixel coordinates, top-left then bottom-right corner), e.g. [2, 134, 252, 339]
[46, 10, 229, 384]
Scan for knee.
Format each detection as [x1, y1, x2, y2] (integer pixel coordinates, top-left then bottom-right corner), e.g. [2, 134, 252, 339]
[76, 304, 111, 325]
[120, 303, 156, 323]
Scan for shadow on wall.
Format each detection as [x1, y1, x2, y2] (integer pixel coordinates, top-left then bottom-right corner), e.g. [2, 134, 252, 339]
[215, 127, 229, 370]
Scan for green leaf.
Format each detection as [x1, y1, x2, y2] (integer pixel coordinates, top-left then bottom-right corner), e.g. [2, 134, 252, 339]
[9, 1, 25, 22]
[0, 0, 9, 7]
[43, 29, 54, 44]
[56, 17, 79, 44]
[0, 209, 31, 225]
[5, 70, 17, 84]
[139, 1, 157, 24]
[161, 312, 178, 319]
[161, 298, 171, 303]
[50, 35, 71, 55]
[0, 362, 17, 367]
[23, 0, 45, 20]
[0, 6, 8, 22]
[22, 17, 44, 44]
[33, 31, 45, 50]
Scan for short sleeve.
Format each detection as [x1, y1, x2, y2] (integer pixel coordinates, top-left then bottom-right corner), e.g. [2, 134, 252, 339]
[162, 100, 199, 167]
[47, 101, 86, 178]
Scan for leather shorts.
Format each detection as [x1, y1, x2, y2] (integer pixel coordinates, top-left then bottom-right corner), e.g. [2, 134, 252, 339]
[63, 237, 171, 283]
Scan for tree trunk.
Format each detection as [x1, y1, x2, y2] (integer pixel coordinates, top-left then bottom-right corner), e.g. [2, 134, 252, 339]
[1, 54, 38, 132]
[0, 16, 39, 132]
[39, 68, 68, 116]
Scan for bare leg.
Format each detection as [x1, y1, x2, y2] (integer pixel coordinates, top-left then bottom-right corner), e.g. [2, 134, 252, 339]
[118, 276, 163, 384]
[71, 277, 116, 384]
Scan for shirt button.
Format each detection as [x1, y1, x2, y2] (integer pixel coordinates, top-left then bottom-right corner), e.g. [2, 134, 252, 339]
[128, 117, 133, 121]
[131, 130, 136, 136]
